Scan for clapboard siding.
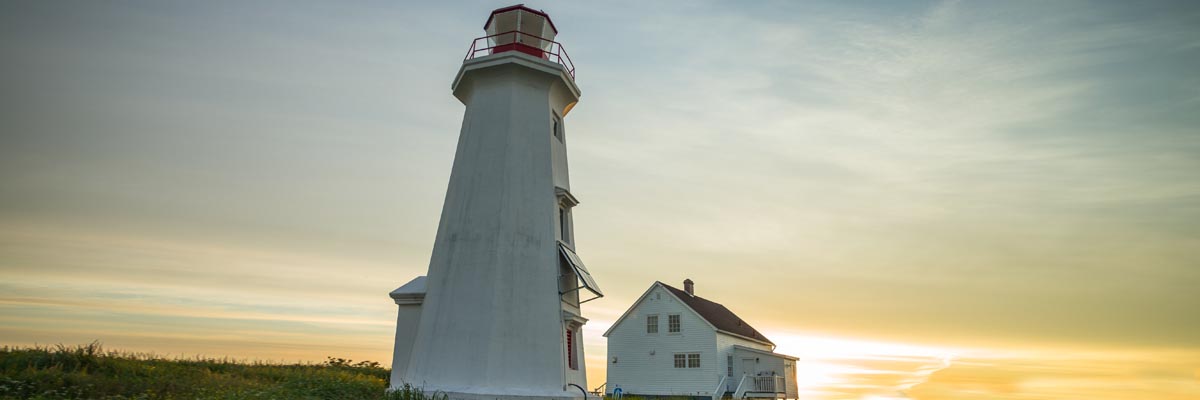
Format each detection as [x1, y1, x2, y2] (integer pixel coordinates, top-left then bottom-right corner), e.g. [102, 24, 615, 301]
[715, 332, 772, 391]
[606, 285, 720, 396]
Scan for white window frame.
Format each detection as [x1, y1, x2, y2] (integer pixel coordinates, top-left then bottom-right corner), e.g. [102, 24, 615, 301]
[552, 113, 563, 141]
[668, 314, 681, 333]
[646, 314, 659, 334]
[674, 352, 700, 369]
[559, 206, 571, 244]
[566, 327, 578, 370]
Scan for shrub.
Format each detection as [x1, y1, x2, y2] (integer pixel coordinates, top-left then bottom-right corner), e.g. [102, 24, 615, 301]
[0, 343, 399, 400]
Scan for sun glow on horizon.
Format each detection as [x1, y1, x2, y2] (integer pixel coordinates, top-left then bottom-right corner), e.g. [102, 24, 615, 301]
[769, 333, 959, 399]
[761, 332, 1200, 399]
[2, 1, 1200, 399]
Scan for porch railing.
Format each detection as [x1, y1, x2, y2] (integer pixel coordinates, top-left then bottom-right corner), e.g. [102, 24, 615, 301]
[731, 374, 786, 398]
[591, 382, 605, 396]
[749, 376, 785, 393]
[464, 30, 576, 79]
[732, 375, 749, 399]
[711, 375, 728, 400]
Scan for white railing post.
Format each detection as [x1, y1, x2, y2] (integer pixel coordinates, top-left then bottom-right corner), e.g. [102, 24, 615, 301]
[744, 376, 784, 393]
[711, 375, 728, 400]
[731, 374, 749, 399]
[731, 375, 787, 397]
[591, 382, 606, 396]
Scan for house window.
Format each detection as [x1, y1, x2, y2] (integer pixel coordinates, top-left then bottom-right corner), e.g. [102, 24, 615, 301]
[727, 355, 733, 376]
[566, 328, 577, 370]
[646, 315, 658, 334]
[668, 314, 681, 333]
[674, 353, 700, 368]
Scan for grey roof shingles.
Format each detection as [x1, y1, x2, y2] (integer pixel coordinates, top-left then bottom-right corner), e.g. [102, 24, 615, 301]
[658, 281, 775, 346]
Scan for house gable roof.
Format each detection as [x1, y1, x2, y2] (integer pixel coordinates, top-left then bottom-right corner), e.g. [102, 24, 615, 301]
[659, 282, 775, 347]
[601, 283, 662, 338]
[602, 281, 775, 347]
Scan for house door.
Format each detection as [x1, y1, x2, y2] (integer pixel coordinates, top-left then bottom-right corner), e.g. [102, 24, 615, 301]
[740, 358, 756, 378]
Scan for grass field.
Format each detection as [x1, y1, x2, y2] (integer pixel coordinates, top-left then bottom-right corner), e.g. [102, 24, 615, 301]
[0, 343, 441, 400]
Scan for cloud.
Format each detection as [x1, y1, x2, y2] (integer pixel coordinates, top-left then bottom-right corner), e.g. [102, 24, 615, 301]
[565, 0, 1200, 348]
[2, 0, 1199, 394]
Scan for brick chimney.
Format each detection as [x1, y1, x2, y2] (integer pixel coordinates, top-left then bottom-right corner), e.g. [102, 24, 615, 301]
[683, 279, 694, 296]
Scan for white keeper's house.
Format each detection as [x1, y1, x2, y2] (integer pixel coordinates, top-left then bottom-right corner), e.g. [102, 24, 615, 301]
[604, 280, 799, 400]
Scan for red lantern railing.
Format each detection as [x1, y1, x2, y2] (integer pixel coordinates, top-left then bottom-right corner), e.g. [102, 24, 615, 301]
[464, 30, 576, 79]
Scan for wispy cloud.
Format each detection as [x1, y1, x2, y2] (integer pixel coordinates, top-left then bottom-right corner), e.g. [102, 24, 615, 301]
[1, 0, 1199, 395]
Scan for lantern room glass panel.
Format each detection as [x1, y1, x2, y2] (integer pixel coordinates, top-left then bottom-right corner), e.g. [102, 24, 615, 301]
[484, 6, 557, 59]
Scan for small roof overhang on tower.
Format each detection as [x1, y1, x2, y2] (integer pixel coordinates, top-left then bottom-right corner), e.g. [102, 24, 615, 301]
[558, 241, 602, 302]
[389, 276, 427, 305]
[555, 187, 579, 208]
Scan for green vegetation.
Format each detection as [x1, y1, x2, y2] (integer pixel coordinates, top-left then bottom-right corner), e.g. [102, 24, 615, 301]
[0, 343, 446, 400]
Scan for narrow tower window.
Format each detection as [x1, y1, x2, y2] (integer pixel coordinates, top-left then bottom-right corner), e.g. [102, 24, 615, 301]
[552, 114, 563, 141]
[559, 207, 571, 244]
[566, 328, 578, 370]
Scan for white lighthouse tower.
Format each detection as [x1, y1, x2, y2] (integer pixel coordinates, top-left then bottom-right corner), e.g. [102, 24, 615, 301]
[389, 5, 601, 399]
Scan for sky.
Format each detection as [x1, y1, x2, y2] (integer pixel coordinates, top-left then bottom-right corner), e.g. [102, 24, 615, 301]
[1, 0, 1199, 398]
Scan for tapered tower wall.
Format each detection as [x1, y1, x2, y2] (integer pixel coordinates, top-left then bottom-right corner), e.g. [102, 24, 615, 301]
[398, 52, 582, 399]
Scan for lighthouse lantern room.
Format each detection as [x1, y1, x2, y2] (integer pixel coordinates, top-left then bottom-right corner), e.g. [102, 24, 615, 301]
[466, 4, 575, 80]
[485, 5, 557, 58]
[390, 5, 596, 400]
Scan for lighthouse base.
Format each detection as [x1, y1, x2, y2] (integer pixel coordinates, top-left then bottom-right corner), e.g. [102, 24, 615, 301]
[402, 387, 587, 400]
